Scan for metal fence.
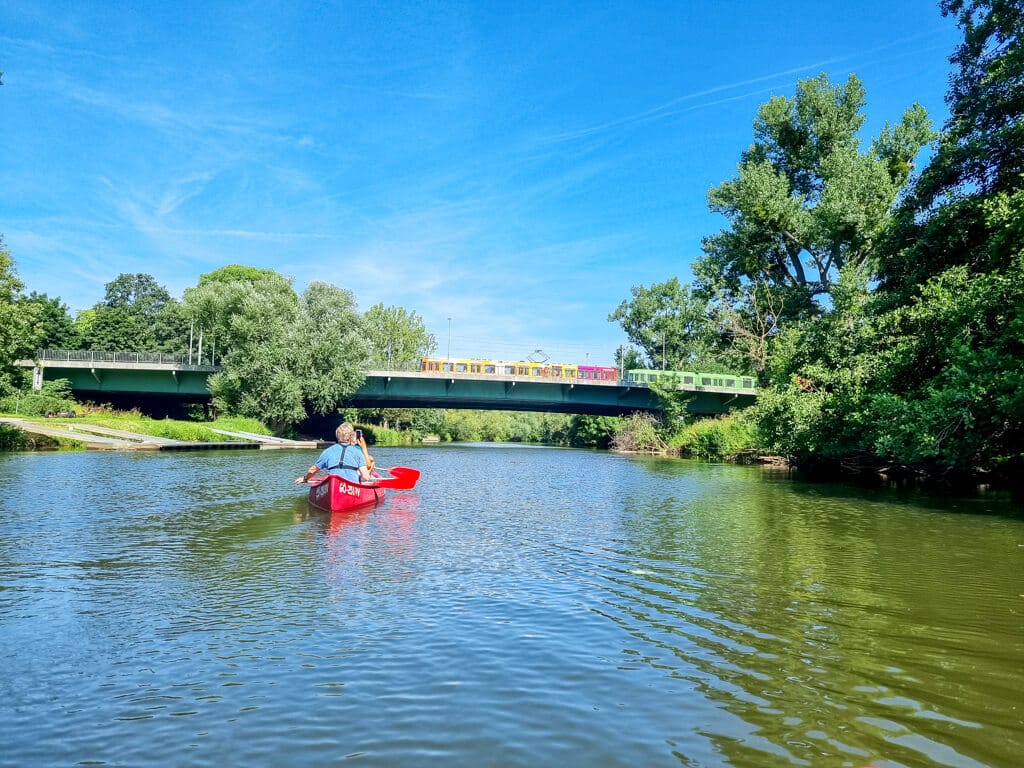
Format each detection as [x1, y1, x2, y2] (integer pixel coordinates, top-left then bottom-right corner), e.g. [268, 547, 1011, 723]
[35, 349, 218, 367]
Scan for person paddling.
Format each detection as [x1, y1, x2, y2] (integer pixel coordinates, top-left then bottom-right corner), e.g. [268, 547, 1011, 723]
[296, 422, 375, 485]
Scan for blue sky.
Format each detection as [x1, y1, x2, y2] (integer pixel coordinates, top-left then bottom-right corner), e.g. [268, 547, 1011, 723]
[2, 1, 960, 366]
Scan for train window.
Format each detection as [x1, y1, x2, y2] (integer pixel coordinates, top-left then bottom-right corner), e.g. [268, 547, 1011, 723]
[742, 378, 754, 388]
[443, 363, 454, 372]
[485, 365, 495, 374]
[701, 376, 712, 385]
[470, 364, 481, 373]
[683, 375, 694, 384]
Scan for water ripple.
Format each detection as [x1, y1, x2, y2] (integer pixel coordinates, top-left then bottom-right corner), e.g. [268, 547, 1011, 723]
[1, 447, 1021, 767]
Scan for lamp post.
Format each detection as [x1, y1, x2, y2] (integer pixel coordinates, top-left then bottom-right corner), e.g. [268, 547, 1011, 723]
[447, 317, 452, 361]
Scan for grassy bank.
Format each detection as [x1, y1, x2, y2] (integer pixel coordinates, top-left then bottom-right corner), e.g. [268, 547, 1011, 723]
[0, 409, 273, 450]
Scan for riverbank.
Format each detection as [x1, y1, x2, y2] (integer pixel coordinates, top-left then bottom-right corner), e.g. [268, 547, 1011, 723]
[0, 412, 277, 450]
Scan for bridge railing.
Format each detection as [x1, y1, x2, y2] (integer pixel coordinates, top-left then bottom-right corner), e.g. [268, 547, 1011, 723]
[34, 349, 220, 368]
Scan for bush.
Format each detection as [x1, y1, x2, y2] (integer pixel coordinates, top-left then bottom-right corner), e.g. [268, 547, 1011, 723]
[0, 380, 78, 418]
[673, 414, 758, 460]
[0, 423, 28, 450]
[361, 424, 418, 446]
[611, 412, 667, 453]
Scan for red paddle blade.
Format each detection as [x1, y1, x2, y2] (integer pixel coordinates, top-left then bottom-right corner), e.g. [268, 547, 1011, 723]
[375, 466, 420, 489]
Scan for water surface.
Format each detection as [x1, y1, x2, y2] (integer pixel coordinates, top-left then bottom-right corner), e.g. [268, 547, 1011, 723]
[1, 445, 1021, 767]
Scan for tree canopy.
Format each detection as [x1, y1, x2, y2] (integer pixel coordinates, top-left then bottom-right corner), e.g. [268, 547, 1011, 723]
[362, 303, 436, 370]
[608, 277, 719, 370]
[696, 73, 932, 317]
[0, 238, 38, 395]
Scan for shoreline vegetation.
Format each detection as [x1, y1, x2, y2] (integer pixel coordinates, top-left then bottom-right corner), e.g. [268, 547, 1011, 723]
[3, 405, 1016, 503]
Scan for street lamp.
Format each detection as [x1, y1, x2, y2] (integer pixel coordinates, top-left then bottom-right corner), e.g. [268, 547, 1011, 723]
[447, 317, 452, 361]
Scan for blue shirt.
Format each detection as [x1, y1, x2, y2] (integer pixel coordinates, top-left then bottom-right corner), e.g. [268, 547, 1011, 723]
[314, 442, 365, 483]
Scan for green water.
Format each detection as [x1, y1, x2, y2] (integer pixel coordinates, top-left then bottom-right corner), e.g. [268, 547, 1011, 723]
[0, 446, 1020, 767]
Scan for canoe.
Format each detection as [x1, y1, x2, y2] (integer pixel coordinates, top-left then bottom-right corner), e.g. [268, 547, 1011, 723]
[307, 473, 386, 513]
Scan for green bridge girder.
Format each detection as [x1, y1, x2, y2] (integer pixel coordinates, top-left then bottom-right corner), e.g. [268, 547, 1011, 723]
[18, 354, 755, 416]
[353, 371, 753, 416]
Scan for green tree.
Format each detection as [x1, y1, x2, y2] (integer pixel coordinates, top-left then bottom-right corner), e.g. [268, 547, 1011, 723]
[101, 273, 171, 316]
[608, 277, 719, 370]
[867, 0, 1024, 476]
[184, 267, 297, 362]
[752, 263, 881, 462]
[151, 300, 193, 356]
[23, 292, 79, 350]
[568, 414, 620, 448]
[198, 264, 281, 287]
[614, 344, 644, 372]
[79, 273, 176, 351]
[697, 73, 932, 316]
[186, 269, 371, 431]
[878, 0, 1023, 298]
[0, 239, 39, 395]
[293, 281, 370, 415]
[190, 270, 303, 428]
[362, 303, 436, 370]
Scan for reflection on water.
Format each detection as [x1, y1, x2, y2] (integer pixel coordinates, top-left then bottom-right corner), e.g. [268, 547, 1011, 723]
[0, 446, 1021, 767]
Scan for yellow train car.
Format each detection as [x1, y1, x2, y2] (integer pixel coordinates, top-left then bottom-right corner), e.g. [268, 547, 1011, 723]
[419, 357, 582, 380]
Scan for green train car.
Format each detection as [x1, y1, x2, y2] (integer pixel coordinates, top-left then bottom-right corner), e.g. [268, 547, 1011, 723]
[624, 369, 756, 391]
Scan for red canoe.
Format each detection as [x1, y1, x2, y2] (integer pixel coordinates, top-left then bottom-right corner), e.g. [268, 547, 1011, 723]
[307, 473, 386, 513]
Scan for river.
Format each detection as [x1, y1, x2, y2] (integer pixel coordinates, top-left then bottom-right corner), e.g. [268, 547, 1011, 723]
[1, 445, 1021, 767]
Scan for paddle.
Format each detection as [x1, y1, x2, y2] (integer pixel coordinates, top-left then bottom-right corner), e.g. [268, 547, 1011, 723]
[372, 466, 421, 490]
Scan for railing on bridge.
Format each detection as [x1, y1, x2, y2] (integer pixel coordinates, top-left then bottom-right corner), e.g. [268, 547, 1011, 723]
[34, 349, 220, 370]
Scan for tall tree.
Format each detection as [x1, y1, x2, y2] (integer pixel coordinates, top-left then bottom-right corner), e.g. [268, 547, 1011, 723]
[866, 0, 1024, 474]
[362, 303, 436, 370]
[294, 282, 370, 415]
[183, 267, 297, 362]
[186, 270, 303, 427]
[608, 277, 721, 370]
[878, 0, 1024, 296]
[79, 273, 175, 351]
[80, 306, 152, 351]
[0, 238, 39, 394]
[186, 268, 371, 430]
[23, 292, 79, 350]
[101, 273, 171, 316]
[697, 73, 932, 316]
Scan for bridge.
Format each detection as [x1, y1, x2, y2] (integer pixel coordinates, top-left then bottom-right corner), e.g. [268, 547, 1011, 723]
[17, 350, 756, 417]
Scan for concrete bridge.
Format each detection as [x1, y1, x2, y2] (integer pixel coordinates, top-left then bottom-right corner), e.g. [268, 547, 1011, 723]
[17, 350, 755, 417]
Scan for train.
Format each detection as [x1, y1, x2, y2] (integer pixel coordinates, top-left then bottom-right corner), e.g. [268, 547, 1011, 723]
[419, 357, 618, 382]
[623, 368, 756, 391]
[418, 358, 755, 391]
